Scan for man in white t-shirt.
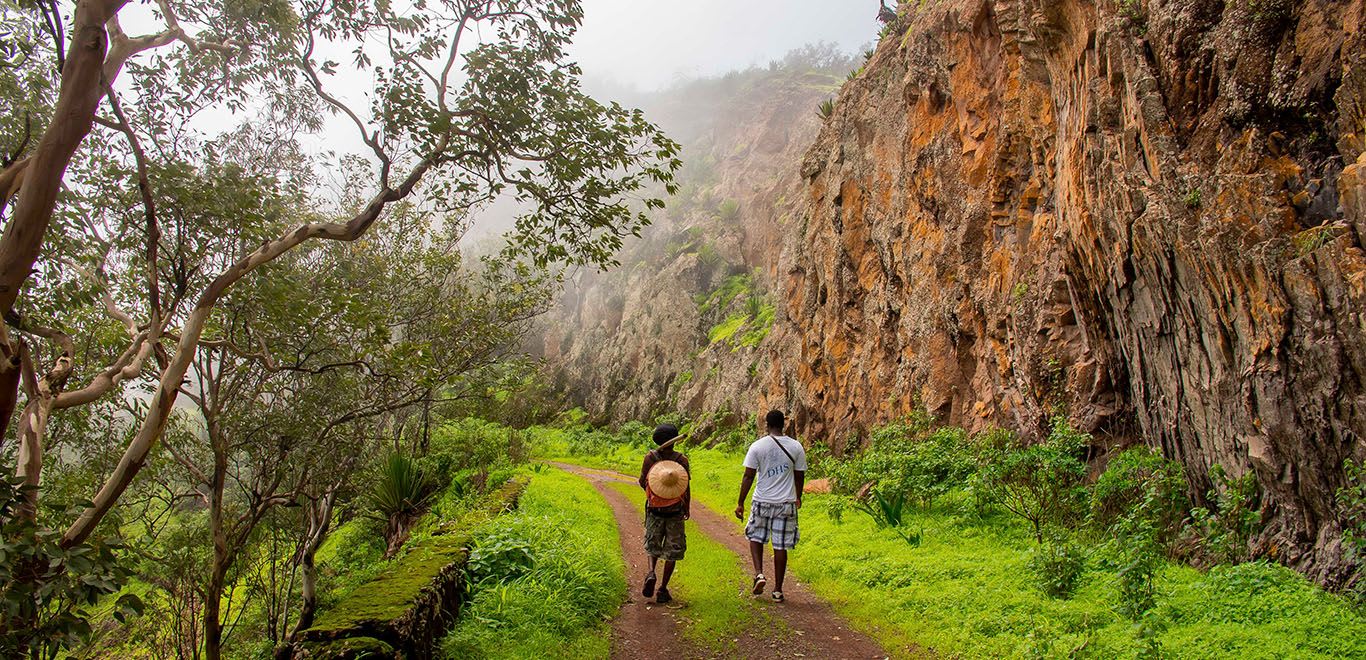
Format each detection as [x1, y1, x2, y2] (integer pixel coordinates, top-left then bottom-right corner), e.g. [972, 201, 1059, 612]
[734, 409, 807, 602]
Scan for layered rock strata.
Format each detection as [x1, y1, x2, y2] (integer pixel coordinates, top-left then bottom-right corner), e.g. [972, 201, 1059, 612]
[773, 0, 1364, 582]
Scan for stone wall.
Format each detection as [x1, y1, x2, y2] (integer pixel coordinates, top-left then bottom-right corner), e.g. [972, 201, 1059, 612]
[292, 478, 527, 659]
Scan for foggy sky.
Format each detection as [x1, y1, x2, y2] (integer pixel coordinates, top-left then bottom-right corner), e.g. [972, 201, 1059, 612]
[570, 0, 879, 90]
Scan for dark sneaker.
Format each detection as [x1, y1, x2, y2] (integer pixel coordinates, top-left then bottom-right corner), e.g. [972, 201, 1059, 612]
[752, 573, 767, 595]
[771, 591, 784, 603]
[656, 587, 673, 604]
[642, 574, 657, 598]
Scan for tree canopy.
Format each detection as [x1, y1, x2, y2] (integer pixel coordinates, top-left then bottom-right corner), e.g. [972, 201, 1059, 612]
[0, 0, 679, 655]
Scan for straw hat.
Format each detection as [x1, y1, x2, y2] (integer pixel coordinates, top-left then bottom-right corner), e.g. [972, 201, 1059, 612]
[647, 460, 689, 500]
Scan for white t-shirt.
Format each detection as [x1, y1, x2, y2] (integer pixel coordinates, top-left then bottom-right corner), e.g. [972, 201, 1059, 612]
[743, 435, 808, 504]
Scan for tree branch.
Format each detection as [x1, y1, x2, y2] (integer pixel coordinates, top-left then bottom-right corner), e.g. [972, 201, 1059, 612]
[63, 141, 447, 548]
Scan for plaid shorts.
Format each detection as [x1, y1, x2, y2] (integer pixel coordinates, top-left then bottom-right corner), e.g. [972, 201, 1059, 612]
[744, 500, 799, 550]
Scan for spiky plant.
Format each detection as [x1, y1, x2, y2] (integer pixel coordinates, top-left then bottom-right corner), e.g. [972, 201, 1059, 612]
[817, 98, 836, 120]
[370, 453, 441, 555]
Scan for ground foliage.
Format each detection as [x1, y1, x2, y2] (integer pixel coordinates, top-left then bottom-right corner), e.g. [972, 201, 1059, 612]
[440, 467, 623, 659]
[531, 412, 1366, 658]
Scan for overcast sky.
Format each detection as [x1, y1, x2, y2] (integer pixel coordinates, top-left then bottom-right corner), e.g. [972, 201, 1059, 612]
[569, 0, 879, 90]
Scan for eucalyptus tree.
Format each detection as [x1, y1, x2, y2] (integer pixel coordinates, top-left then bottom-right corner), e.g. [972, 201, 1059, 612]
[0, 0, 678, 654]
[172, 201, 550, 659]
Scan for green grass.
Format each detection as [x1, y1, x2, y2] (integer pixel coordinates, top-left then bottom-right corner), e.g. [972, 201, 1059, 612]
[439, 467, 624, 659]
[603, 478, 782, 654]
[533, 436, 1366, 659]
[696, 273, 753, 315]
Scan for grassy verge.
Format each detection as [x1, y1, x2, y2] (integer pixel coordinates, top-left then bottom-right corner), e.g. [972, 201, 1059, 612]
[534, 435, 1366, 659]
[439, 466, 624, 659]
[601, 478, 783, 654]
[308, 477, 528, 637]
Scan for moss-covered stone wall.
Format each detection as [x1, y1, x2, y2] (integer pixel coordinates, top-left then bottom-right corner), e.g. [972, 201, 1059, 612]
[293, 477, 528, 659]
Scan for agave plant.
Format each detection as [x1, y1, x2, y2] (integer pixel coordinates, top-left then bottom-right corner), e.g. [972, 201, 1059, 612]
[855, 488, 923, 546]
[370, 453, 441, 556]
[816, 98, 836, 120]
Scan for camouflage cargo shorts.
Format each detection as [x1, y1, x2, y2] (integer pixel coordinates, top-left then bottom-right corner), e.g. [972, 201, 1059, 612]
[644, 510, 686, 561]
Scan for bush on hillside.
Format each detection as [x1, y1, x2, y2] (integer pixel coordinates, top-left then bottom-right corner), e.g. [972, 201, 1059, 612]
[1187, 465, 1261, 565]
[977, 417, 1090, 544]
[421, 419, 527, 485]
[1091, 446, 1187, 544]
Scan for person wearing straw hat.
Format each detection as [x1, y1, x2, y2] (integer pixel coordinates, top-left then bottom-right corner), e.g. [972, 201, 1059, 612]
[638, 423, 691, 604]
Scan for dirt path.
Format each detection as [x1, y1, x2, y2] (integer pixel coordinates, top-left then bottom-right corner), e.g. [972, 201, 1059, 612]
[556, 462, 892, 660]
[566, 462, 691, 659]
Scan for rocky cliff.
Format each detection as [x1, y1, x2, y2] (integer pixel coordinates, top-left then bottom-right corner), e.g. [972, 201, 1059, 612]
[542, 55, 850, 427]
[770, 0, 1364, 582]
[544, 1, 1366, 582]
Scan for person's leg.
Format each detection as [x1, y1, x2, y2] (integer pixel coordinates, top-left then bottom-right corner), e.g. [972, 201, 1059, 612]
[643, 513, 661, 597]
[659, 559, 676, 588]
[773, 549, 788, 593]
[771, 505, 797, 599]
[749, 540, 765, 575]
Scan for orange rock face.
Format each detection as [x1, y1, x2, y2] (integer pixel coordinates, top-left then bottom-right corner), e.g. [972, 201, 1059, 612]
[545, 1, 1365, 583]
[766, 0, 1365, 582]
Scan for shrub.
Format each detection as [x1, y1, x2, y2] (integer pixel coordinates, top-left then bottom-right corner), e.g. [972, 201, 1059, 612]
[829, 413, 968, 506]
[1106, 510, 1165, 619]
[1098, 451, 1184, 619]
[1091, 446, 1187, 544]
[1336, 459, 1366, 604]
[615, 420, 653, 446]
[369, 454, 441, 555]
[423, 419, 523, 485]
[1188, 464, 1261, 565]
[716, 198, 740, 222]
[816, 98, 835, 119]
[977, 417, 1090, 544]
[1029, 533, 1087, 599]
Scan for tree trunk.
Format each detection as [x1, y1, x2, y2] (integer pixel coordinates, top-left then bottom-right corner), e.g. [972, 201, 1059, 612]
[204, 431, 229, 660]
[0, 346, 22, 446]
[279, 488, 338, 659]
[202, 565, 227, 660]
[0, 0, 129, 315]
[15, 396, 52, 520]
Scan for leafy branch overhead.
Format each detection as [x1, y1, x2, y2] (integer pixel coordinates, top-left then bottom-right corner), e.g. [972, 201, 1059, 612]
[0, 0, 678, 655]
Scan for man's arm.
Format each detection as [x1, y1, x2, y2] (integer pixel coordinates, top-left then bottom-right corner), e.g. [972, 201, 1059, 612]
[794, 470, 805, 508]
[735, 467, 756, 520]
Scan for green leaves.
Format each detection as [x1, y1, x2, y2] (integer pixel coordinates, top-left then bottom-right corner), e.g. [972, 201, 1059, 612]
[1188, 464, 1262, 565]
[1091, 447, 1187, 545]
[0, 476, 142, 657]
[368, 453, 440, 522]
[1029, 533, 1087, 599]
[977, 416, 1090, 544]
